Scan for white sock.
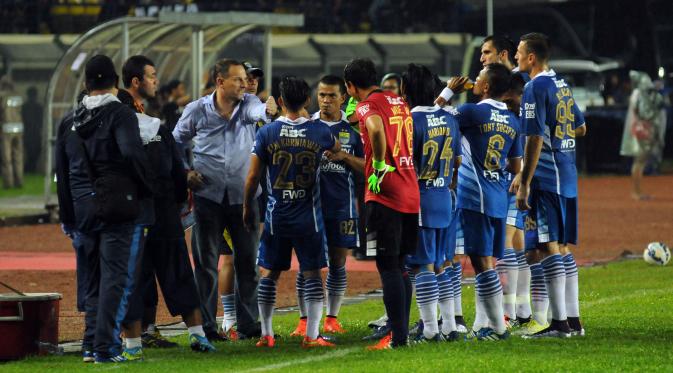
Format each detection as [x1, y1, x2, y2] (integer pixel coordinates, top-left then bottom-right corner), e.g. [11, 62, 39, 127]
[530, 263, 549, 325]
[295, 272, 307, 318]
[515, 250, 532, 319]
[542, 254, 567, 321]
[304, 277, 324, 340]
[452, 263, 463, 317]
[258, 277, 276, 337]
[476, 269, 506, 333]
[326, 265, 347, 317]
[188, 325, 205, 337]
[415, 271, 440, 338]
[473, 287, 489, 331]
[125, 337, 141, 349]
[563, 253, 580, 318]
[220, 293, 236, 331]
[145, 324, 156, 334]
[496, 248, 519, 320]
[437, 270, 456, 334]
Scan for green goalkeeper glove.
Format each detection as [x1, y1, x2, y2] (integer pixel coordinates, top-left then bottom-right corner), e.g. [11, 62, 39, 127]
[367, 159, 395, 194]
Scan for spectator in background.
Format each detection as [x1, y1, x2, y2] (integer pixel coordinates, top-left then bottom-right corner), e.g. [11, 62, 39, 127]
[620, 71, 667, 200]
[21, 86, 43, 173]
[380, 73, 401, 96]
[161, 80, 190, 132]
[0, 76, 23, 189]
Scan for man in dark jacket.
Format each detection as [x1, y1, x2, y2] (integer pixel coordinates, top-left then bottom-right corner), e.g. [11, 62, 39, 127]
[56, 54, 154, 364]
[117, 55, 215, 353]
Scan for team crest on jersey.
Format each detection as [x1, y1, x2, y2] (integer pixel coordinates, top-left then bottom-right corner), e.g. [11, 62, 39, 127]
[338, 131, 351, 145]
[357, 104, 370, 117]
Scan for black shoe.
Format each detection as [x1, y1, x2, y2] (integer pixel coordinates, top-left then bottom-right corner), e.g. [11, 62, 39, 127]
[205, 330, 228, 343]
[455, 316, 467, 333]
[522, 320, 571, 339]
[568, 317, 585, 336]
[141, 331, 178, 348]
[362, 325, 391, 341]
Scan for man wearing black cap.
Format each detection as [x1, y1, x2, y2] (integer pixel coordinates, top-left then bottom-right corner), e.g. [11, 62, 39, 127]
[57, 54, 155, 363]
[243, 61, 264, 96]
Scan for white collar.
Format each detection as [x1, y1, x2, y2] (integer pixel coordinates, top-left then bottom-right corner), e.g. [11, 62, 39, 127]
[311, 110, 347, 125]
[410, 105, 440, 113]
[277, 116, 310, 125]
[477, 98, 508, 110]
[82, 93, 120, 110]
[532, 69, 556, 80]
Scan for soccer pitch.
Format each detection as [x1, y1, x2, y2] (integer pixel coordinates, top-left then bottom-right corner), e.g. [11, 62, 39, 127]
[3, 259, 671, 372]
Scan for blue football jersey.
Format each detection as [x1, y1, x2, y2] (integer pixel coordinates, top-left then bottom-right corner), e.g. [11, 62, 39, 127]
[252, 116, 336, 236]
[456, 99, 523, 218]
[521, 69, 585, 197]
[312, 111, 363, 220]
[411, 105, 462, 228]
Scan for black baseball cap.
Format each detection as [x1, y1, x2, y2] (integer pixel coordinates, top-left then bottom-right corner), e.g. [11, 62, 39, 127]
[243, 61, 264, 78]
[85, 55, 118, 84]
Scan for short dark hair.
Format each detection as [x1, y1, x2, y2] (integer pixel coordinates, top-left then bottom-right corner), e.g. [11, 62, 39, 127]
[279, 75, 310, 112]
[343, 58, 378, 89]
[520, 32, 551, 62]
[122, 55, 154, 88]
[211, 59, 243, 84]
[401, 63, 437, 108]
[318, 75, 346, 94]
[84, 54, 118, 91]
[483, 35, 516, 65]
[484, 63, 512, 98]
[508, 72, 526, 97]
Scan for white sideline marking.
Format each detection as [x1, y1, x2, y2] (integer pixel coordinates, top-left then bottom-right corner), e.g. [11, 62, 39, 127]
[241, 347, 359, 372]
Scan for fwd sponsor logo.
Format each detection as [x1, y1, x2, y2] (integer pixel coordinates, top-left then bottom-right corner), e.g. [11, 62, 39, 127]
[483, 170, 500, 182]
[282, 189, 306, 199]
[280, 126, 306, 138]
[561, 138, 575, 149]
[399, 156, 414, 168]
[425, 178, 445, 187]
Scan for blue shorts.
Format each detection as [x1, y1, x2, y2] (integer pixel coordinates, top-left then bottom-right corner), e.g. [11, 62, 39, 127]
[408, 226, 451, 268]
[258, 230, 328, 272]
[455, 214, 464, 256]
[561, 197, 578, 246]
[506, 193, 525, 230]
[524, 189, 573, 250]
[325, 218, 359, 248]
[459, 208, 506, 259]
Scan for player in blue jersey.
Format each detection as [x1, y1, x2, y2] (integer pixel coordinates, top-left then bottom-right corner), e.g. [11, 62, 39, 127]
[511, 32, 586, 338]
[401, 64, 462, 342]
[451, 63, 523, 341]
[290, 75, 365, 337]
[243, 76, 340, 348]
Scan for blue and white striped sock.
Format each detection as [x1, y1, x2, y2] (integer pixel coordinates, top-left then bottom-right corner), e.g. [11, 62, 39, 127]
[542, 254, 567, 321]
[258, 277, 277, 337]
[529, 263, 548, 325]
[496, 248, 519, 320]
[436, 269, 456, 334]
[452, 262, 463, 316]
[220, 293, 236, 331]
[563, 253, 580, 318]
[303, 277, 324, 340]
[326, 265, 347, 317]
[515, 250, 531, 319]
[295, 272, 307, 318]
[415, 271, 440, 338]
[475, 269, 506, 334]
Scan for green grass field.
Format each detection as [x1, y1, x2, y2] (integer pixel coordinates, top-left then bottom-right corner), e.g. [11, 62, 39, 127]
[0, 173, 54, 199]
[3, 260, 672, 372]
